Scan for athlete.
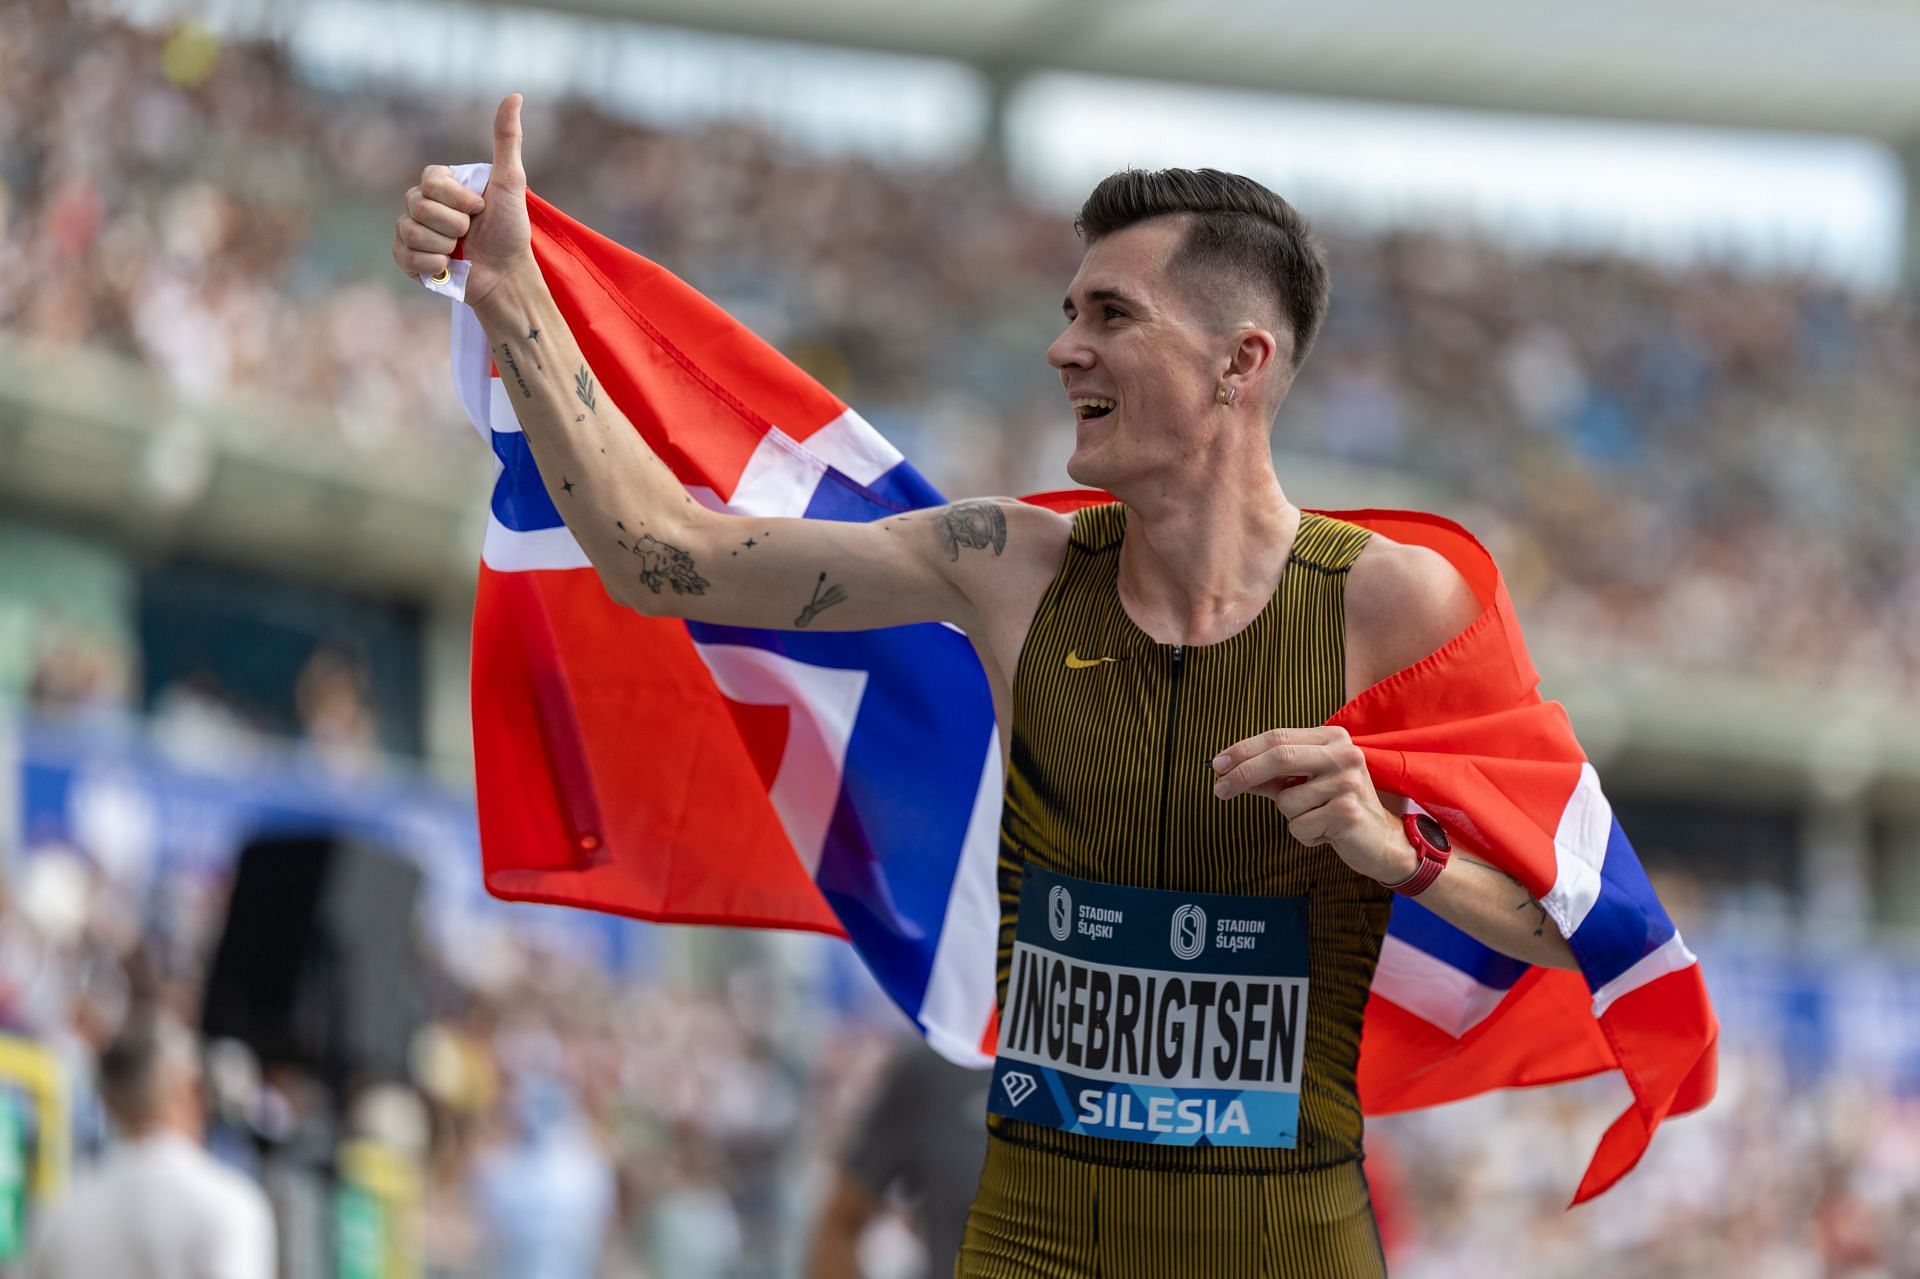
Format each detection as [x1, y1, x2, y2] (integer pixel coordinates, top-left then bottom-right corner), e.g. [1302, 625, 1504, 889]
[393, 95, 1579, 1277]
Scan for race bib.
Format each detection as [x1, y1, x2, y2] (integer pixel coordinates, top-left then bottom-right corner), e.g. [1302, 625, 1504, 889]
[988, 866, 1311, 1148]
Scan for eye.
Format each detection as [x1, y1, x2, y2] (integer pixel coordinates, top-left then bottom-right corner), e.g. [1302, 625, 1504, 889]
[1103, 305, 1125, 321]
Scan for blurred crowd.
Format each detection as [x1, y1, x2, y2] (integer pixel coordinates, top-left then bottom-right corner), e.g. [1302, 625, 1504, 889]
[0, 823, 906, 1278]
[8, 2, 1920, 1275]
[1371, 1052, 1920, 1279]
[7, 0, 1920, 702]
[6, 798, 1920, 1278]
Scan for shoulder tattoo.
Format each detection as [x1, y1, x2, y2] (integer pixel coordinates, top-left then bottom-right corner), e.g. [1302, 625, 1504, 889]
[938, 501, 1008, 562]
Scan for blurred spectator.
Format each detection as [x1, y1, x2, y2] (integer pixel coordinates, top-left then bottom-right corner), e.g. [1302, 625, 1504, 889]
[642, 1135, 744, 1279]
[805, 1036, 990, 1279]
[24, 621, 132, 728]
[468, 1075, 616, 1279]
[24, 1011, 275, 1279]
[294, 645, 379, 777]
[150, 671, 260, 769]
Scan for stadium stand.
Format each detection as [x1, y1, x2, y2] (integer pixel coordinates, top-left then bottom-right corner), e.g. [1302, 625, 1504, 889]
[4, 1, 1920, 1275]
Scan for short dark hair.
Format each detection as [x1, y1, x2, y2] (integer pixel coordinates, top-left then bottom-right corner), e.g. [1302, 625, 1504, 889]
[98, 1013, 195, 1129]
[1075, 168, 1330, 372]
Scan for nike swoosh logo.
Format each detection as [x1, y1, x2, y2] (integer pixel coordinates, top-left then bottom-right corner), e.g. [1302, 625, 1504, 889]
[1065, 651, 1126, 669]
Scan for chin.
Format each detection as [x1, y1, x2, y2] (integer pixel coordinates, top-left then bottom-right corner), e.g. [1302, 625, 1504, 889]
[1065, 448, 1104, 490]
[1068, 425, 1136, 486]
[1067, 454, 1136, 500]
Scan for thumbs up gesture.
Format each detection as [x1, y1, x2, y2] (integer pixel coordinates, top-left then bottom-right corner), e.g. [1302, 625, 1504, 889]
[392, 93, 532, 308]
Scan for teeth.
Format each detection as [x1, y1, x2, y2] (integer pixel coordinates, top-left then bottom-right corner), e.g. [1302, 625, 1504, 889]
[1071, 397, 1116, 418]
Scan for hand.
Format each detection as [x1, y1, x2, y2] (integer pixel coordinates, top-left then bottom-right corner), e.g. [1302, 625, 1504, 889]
[392, 93, 533, 308]
[1210, 726, 1414, 885]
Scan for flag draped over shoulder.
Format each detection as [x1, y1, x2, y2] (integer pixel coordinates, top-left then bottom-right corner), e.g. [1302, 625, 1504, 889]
[435, 166, 1716, 1202]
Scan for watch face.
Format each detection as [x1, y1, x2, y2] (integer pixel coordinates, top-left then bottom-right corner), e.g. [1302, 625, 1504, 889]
[1414, 813, 1451, 853]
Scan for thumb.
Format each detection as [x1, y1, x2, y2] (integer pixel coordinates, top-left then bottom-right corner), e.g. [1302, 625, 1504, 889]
[492, 92, 525, 183]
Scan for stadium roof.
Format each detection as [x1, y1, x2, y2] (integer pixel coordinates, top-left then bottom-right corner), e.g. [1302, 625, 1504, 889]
[515, 0, 1920, 140]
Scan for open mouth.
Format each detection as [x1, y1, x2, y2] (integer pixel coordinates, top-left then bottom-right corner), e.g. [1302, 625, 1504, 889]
[1072, 397, 1116, 422]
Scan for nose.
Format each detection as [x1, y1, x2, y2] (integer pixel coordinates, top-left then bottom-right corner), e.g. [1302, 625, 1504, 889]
[1047, 322, 1090, 373]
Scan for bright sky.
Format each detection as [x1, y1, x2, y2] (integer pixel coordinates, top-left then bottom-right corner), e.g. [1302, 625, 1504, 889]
[102, 0, 1909, 290]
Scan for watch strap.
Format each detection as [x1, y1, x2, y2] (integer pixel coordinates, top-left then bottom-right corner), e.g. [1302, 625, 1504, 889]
[1386, 811, 1450, 898]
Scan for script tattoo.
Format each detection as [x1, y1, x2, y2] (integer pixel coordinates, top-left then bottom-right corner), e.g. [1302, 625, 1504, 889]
[795, 573, 848, 628]
[575, 366, 597, 413]
[498, 342, 531, 399]
[617, 533, 708, 595]
[939, 501, 1007, 561]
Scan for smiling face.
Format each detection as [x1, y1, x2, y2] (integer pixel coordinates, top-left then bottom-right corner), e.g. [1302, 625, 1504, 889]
[1047, 216, 1277, 494]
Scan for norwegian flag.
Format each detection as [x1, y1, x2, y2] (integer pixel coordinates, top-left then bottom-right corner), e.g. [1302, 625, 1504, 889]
[436, 167, 1715, 1202]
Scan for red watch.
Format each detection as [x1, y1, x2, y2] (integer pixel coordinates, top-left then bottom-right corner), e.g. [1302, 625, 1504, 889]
[1386, 812, 1451, 897]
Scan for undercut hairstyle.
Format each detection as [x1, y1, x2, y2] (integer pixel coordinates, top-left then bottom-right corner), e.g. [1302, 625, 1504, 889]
[1075, 168, 1330, 372]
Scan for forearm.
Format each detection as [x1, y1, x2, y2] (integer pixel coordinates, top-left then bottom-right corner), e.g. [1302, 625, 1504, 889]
[466, 260, 992, 633]
[471, 260, 710, 609]
[1378, 828, 1580, 971]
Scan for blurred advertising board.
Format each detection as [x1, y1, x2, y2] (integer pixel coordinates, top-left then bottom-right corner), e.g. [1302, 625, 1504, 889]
[4, 718, 646, 973]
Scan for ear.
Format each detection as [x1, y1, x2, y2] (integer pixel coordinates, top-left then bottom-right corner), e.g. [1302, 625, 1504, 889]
[1221, 325, 1286, 401]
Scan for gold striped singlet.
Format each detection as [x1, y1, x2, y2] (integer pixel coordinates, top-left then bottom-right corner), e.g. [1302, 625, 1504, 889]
[957, 504, 1392, 1279]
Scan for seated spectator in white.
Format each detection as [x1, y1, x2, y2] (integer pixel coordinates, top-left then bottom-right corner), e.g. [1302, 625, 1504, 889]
[25, 1012, 276, 1279]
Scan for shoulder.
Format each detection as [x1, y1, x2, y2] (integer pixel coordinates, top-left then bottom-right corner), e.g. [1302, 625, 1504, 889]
[925, 497, 1073, 580]
[172, 1148, 275, 1272]
[1343, 529, 1482, 686]
[161, 1140, 270, 1217]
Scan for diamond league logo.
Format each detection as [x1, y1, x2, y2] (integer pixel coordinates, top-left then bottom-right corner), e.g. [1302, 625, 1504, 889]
[1001, 1070, 1039, 1107]
[1170, 903, 1207, 961]
[1048, 885, 1073, 942]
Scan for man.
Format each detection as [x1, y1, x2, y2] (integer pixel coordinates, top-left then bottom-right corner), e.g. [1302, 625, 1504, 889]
[26, 1013, 275, 1279]
[393, 95, 1577, 1277]
[805, 1037, 992, 1278]
[468, 1074, 616, 1279]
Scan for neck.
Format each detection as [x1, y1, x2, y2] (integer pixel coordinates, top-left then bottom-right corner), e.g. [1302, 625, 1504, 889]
[122, 1110, 202, 1145]
[1114, 455, 1297, 647]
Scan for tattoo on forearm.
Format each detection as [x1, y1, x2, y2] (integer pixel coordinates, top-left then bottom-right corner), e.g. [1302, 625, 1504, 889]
[795, 573, 848, 627]
[1516, 896, 1549, 938]
[1459, 855, 1551, 939]
[498, 343, 531, 399]
[525, 326, 543, 369]
[575, 366, 597, 413]
[614, 532, 708, 595]
[561, 477, 575, 495]
[939, 501, 1007, 561]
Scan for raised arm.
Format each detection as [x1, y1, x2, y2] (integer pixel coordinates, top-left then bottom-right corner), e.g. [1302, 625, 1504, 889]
[394, 94, 1063, 635]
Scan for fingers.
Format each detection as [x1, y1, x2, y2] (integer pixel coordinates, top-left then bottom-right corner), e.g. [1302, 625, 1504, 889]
[404, 187, 473, 240]
[1211, 730, 1328, 798]
[1210, 725, 1342, 775]
[419, 167, 485, 215]
[1213, 745, 1328, 799]
[1210, 726, 1360, 801]
[394, 246, 448, 280]
[395, 213, 458, 258]
[1260, 771, 1346, 819]
[492, 92, 524, 178]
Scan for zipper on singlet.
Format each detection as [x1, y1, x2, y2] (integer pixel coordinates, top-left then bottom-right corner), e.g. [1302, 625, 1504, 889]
[1156, 643, 1186, 888]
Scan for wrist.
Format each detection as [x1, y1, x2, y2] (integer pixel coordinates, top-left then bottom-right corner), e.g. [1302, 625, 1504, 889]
[469, 254, 545, 323]
[1382, 811, 1451, 897]
[1375, 828, 1421, 887]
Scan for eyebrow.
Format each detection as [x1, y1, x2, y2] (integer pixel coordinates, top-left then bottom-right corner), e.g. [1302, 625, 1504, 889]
[1062, 287, 1147, 316]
